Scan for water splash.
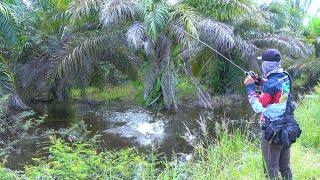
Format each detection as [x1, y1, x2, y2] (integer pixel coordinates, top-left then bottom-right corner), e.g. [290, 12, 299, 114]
[105, 108, 166, 146]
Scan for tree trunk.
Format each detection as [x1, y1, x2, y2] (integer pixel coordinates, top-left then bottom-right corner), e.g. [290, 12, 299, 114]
[8, 92, 29, 111]
[143, 35, 178, 110]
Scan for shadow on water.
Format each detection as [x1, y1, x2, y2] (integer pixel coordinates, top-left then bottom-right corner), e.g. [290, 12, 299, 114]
[4, 98, 254, 170]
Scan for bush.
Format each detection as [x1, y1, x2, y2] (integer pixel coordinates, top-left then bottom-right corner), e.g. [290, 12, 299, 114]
[25, 139, 153, 179]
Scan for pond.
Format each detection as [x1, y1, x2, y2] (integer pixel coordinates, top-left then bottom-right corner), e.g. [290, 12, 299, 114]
[3, 97, 255, 170]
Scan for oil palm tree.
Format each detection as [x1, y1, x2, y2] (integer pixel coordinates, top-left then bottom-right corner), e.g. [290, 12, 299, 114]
[2, 0, 309, 110]
[97, 0, 273, 109]
[57, 0, 308, 110]
[0, 1, 29, 110]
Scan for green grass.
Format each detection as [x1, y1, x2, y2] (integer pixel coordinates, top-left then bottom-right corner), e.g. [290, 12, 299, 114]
[295, 85, 320, 148]
[176, 78, 196, 100]
[70, 79, 197, 104]
[70, 82, 144, 103]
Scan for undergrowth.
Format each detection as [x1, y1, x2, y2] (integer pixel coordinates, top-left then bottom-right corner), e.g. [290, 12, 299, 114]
[70, 82, 143, 103]
[70, 79, 197, 105]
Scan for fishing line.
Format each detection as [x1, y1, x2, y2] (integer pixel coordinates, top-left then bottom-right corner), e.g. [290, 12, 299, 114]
[183, 31, 249, 74]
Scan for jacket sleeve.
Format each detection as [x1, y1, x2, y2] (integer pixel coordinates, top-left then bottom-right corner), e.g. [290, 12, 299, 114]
[245, 83, 274, 113]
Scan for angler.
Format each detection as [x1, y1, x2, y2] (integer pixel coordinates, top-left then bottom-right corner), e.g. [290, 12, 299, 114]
[244, 49, 301, 180]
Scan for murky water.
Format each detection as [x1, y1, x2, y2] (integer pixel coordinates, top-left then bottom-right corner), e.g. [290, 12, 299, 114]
[4, 98, 254, 170]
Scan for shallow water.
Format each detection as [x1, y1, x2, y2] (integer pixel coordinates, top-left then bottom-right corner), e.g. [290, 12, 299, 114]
[4, 99, 253, 170]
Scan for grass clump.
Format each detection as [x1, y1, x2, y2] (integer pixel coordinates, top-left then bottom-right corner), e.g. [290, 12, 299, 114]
[186, 132, 264, 179]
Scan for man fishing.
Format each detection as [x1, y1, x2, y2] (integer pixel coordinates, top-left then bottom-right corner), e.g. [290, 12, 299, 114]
[244, 49, 301, 179]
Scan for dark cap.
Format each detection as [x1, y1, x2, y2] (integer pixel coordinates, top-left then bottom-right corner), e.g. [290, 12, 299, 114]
[257, 49, 281, 62]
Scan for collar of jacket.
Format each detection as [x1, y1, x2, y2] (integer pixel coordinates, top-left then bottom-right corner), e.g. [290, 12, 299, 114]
[266, 72, 284, 79]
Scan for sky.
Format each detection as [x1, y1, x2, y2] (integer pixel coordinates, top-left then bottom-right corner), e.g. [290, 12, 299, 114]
[258, 0, 319, 16]
[22, 0, 319, 16]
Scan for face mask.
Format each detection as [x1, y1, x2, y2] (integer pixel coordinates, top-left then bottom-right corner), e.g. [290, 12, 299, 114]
[262, 61, 282, 76]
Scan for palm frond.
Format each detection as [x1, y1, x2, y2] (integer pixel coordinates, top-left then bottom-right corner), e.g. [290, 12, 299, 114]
[104, 48, 138, 81]
[170, 4, 199, 51]
[67, 0, 103, 23]
[144, 38, 154, 56]
[126, 22, 146, 50]
[198, 18, 235, 52]
[142, 0, 170, 41]
[100, 0, 140, 29]
[55, 30, 123, 78]
[171, 4, 198, 36]
[0, 2, 17, 45]
[250, 34, 308, 59]
[232, 10, 270, 35]
[214, 0, 253, 21]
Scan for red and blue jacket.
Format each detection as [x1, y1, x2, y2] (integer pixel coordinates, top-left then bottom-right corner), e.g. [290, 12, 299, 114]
[246, 72, 291, 122]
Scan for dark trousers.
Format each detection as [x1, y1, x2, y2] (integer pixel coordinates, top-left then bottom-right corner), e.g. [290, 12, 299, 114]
[261, 130, 292, 180]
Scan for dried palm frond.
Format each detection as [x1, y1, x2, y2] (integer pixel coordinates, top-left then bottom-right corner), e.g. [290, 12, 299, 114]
[144, 58, 160, 102]
[144, 38, 154, 56]
[158, 36, 177, 110]
[126, 22, 146, 50]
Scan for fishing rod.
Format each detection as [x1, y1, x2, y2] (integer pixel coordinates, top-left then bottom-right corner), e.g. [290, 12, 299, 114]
[183, 31, 257, 79]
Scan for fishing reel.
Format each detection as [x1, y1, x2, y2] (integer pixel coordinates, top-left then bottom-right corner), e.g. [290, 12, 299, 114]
[245, 71, 263, 86]
[245, 71, 257, 79]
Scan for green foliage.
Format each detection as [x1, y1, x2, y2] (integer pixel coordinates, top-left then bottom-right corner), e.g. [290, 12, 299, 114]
[0, 165, 22, 180]
[176, 77, 196, 100]
[141, 0, 169, 41]
[0, 56, 14, 95]
[0, 2, 17, 45]
[308, 17, 320, 36]
[295, 85, 320, 148]
[188, 132, 264, 179]
[70, 82, 144, 103]
[25, 139, 151, 179]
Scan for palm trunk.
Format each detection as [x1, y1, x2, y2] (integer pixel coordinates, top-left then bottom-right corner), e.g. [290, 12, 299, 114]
[8, 92, 28, 111]
[144, 35, 178, 110]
